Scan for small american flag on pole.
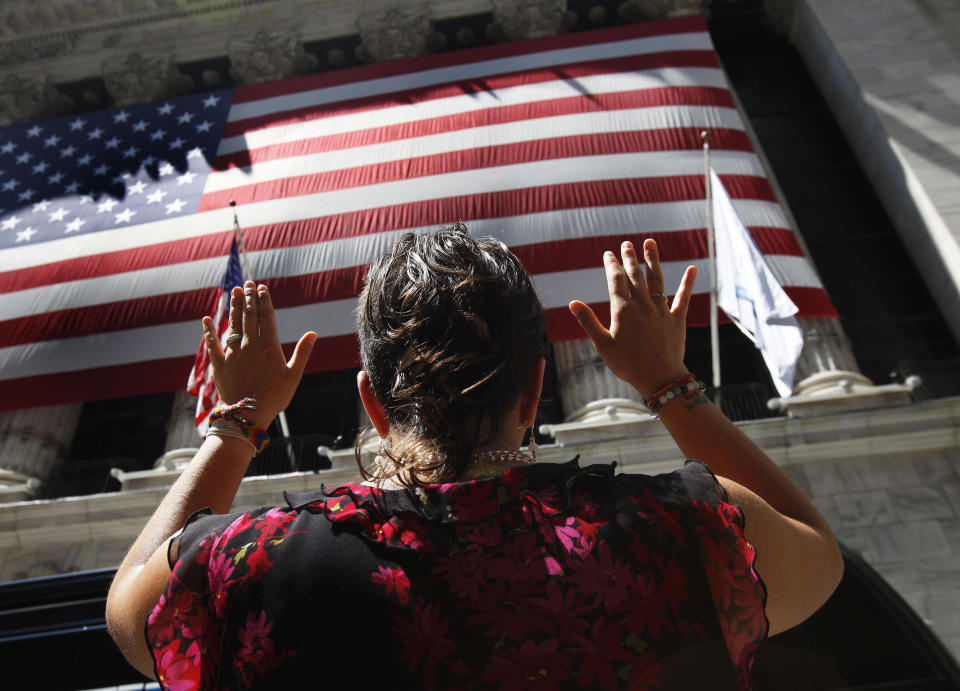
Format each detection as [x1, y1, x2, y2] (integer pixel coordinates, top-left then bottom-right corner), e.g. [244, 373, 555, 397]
[187, 238, 243, 433]
[0, 16, 837, 411]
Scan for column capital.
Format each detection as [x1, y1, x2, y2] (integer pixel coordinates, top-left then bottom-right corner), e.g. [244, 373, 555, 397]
[617, 0, 708, 23]
[227, 29, 318, 85]
[102, 52, 193, 106]
[0, 72, 72, 126]
[356, 5, 434, 63]
[491, 0, 567, 40]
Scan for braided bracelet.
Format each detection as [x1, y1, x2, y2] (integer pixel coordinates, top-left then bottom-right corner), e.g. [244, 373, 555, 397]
[646, 375, 706, 415]
[207, 396, 270, 454]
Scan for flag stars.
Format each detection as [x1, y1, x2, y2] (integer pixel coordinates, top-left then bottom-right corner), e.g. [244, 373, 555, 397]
[114, 208, 136, 224]
[146, 188, 168, 204]
[79, 195, 95, 205]
[32, 161, 49, 174]
[187, 147, 204, 159]
[195, 121, 213, 133]
[202, 94, 220, 108]
[150, 129, 166, 141]
[1, 215, 21, 230]
[165, 198, 186, 214]
[93, 163, 110, 176]
[43, 134, 61, 148]
[2, 178, 19, 191]
[26, 125, 42, 138]
[177, 111, 195, 124]
[177, 171, 196, 185]
[60, 145, 77, 158]
[15, 226, 37, 243]
[49, 207, 69, 222]
[157, 102, 174, 116]
[113, 110, 130, 123]
[158, 162, 175, 176]
[32, 200, 50, 213]
[131, 119, 148, 133]
[77, 154, 93, 166]
[15, 152, 32, 164]
[113, 171, 132, 184]
[0, 142, 15, 154]
[104, 137, 121, 149]
[142, 154, 157, 167]
[122, 145, 139, 158]
[127, 180, 147, 194]
[97, 198, 119, 213]
[17, 188, 34, 202]
[64, 217, 86, 233]
[87, 127, 104, 140]
[64, 181, 80, 194]
[47, 171, 64, 185]
[169, 137, 185, 149]
[70, 118, 85, 131]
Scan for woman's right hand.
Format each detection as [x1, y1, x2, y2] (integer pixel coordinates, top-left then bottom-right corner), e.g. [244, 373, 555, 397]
[569, 239, 698, 399]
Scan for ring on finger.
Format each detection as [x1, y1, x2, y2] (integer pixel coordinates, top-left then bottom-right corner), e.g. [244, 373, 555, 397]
[225, 333, 242, 348]
[649, 292, 668, 300]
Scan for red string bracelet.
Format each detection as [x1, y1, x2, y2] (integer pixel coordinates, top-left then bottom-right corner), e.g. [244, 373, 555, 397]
[208, 397, 271, 454]
[645, 373, 705, 415]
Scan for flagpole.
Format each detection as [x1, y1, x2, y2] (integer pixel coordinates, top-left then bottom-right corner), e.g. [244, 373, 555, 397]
[701, 131, 722, 410]
[229, 200, 298, 471]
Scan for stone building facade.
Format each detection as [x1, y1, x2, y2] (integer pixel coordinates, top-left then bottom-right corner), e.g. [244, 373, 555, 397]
[0, 0, 959, 672]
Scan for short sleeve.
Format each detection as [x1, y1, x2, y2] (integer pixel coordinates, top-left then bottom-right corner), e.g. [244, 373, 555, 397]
[679, 461, 769, 689]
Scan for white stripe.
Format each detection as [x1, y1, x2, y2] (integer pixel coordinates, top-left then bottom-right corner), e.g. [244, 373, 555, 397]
[0, 255, 818, 380]
[227, 32, 716, 122]
[0, 149, 764, 273]
[0, 199, 794, 321]
[219, 68, 728, 156]
[207, 105, 744, 192]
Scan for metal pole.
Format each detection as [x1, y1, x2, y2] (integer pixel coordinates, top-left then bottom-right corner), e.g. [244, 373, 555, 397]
[702, 131, 722, 411]
[230, 200, 298, 471]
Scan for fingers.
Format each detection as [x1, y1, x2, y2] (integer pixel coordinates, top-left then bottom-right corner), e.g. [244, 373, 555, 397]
[257, 285, 279, 345]
[619, 241, 645, 300]
[203, 316, 225, 368]
[226, 286, 243, 348]
[643, 239, 666, 299]
[241, 280, 259, 344]
[671, 265, 698, 319]
[569, 300, 611, 349]
[288, 331, 318, 376]
[603, 250, 632, 303]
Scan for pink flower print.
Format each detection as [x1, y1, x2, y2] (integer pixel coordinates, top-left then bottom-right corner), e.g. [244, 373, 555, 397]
[570, 489, 600, 519]
[628, 571, 671, 638]
[435, 547, 487, 600]
[630, 491, 687, 547]
[245, 544, 273, 582]
[237, 610, 273, 659]
[452, 481, 499, 521]
[393, 601, 460, 691]
[156, 641, 201, 691]
[567, 542, 632, 613]
[554, 516, 593, 558]
[254, 507, 296, 535]
[571, 618, 633, 691]
[482, 638, 573, 691]
[371, 565, 411, 605]
[206, 550, 236, 620]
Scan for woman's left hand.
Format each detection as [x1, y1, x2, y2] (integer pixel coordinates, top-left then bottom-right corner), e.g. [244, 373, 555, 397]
[202, 280, 317, 428]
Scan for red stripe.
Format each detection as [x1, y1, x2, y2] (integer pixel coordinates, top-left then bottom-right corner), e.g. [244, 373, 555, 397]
[202, 129, 753, 212]
[231, 18, 709, 105]
[216, 87, 736, 169]
[1, 333, 362, 411]
[0, 174, 775, 293]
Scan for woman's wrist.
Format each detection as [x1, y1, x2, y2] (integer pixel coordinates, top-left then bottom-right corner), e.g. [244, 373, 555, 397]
[636, 367, 691, 400]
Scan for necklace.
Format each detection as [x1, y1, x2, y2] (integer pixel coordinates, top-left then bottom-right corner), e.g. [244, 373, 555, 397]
[371, 448, 535, 485]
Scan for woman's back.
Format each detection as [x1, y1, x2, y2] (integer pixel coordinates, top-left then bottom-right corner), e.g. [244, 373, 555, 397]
[149, 461, 766, 689]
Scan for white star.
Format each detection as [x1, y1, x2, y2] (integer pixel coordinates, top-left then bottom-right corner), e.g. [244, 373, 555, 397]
[142, 154, 157, 167]
[150, 129, 166, 142]
[158, 162, 175, 176]
[146, 188, 168, 204]
[131, 119, 148, 132]
[43, 134, 60, 148]
[32, 161, 48, 174]
[122, 145, 138, 158]
[165, 198, 186, 214]
[202, 94, 221, 108]
[26, 125, 42, 138]
[93, 164, 110, 176]
[97, 198, 119, 213]
[158, 102, 174, 116]
[87, 127, 104, 140]
[195, 120, 213, 133]
[47, 172, 64, 185]
[15, 226, 37, 242]
[113, 110, 130, 123]
[176, 171, 196, 185]
[78, 195, 94, 205]
[114, 208, 136, 224]
[63, 181, 80, 194]
[32, 200, 50, 213]
[60, 145, 77, 157]
[187, 146, 204, 159]
[169, 137, 185, 149]
[1, 178, 18, 191]
[112, 171, 132, 184]
[1, 215, 21, 230]
[17, 188, 34, 201]
[128, 180, 147, 194]
[104, 137, 121, 149]
[64, 217, 86, 233]
[0, 141, 15, 154]
[177, 111, 195, 124]
[69, 118, 85, 131]
[77, 154, 93, 166]
[48, 207, 68, 222]
[15, 152, 32, 164]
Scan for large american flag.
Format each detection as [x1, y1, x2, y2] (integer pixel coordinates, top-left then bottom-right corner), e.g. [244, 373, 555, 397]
[0, 16, 836, 411]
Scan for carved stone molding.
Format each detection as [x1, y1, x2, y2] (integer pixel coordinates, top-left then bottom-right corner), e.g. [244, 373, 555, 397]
[356, 5, 434, 63]
[618, 0, 708, 22]
[492, 0, 567, 40]
[0, 72, 73, 126]
[0, 403, 82, 483]
[227, 30, 318, 85]
[102, 52, 193, 106]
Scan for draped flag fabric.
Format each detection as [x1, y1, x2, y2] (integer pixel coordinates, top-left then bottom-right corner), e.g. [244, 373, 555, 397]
[712, 169, 804, 397]
[187, 238, 244, 433]
[0, 16, 837, 411]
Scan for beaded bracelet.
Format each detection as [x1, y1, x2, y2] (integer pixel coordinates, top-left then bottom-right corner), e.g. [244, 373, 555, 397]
[646, 374, 706, 415]
[207, 396, 270, 454]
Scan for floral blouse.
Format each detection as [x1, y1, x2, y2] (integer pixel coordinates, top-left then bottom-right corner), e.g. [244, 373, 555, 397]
[146, 459, 767, 690]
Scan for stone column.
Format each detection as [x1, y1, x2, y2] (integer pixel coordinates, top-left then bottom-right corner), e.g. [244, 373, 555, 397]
[102, 53, 193, 106]
[227, 30, 318, 85]
[356, 6, 436, 63]
[0, 72, 73, 126]
[164, 390, 202, 453]
[0, 403, 82, 484]
[553, 338, 649, 422]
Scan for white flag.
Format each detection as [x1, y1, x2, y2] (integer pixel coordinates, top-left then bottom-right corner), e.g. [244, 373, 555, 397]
[711, 169, 804, 397]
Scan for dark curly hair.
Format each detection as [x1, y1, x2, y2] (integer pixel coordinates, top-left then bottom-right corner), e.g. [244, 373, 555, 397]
[355, 223, 547, 487]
